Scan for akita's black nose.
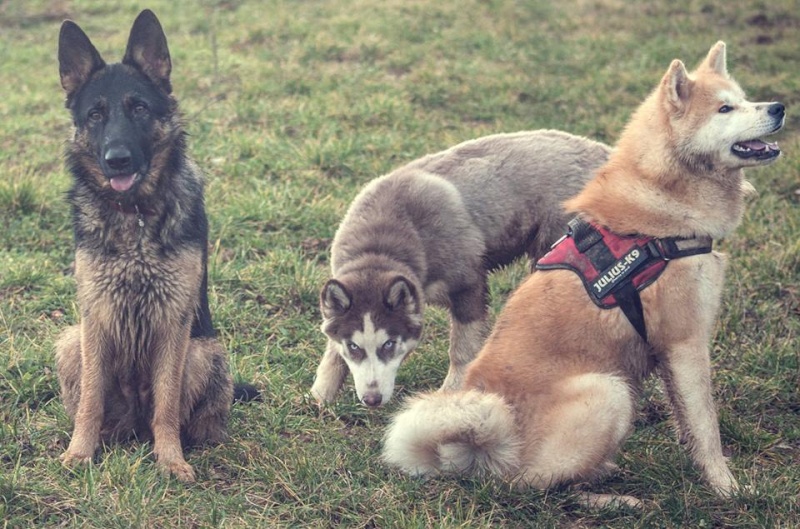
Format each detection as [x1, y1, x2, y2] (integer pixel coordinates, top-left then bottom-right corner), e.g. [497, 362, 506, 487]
[768, 102, 785, 118]
[105, 145, 133, 171]
[362, 393, 382, 407]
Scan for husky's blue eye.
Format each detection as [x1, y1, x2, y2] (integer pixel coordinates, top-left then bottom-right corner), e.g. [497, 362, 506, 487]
[347, 342, 359, 350]
[382, 340, 395, 351]
[719, 105, 734, 113]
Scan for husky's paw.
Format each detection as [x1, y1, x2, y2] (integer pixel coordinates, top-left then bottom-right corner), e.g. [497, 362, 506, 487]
[706, 466, 739, 498]
[310, 379, 339, 405]
[439, 370, 465, 392]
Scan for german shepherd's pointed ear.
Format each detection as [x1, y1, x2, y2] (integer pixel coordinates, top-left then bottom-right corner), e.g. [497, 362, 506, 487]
[58, 20, 106, 99]
[700, 41, 727, 76]
[123, 9, 172, 93]
[662, 59, 692, 113]
[384, 277, 420, 315]
[321, 280, 352, 318]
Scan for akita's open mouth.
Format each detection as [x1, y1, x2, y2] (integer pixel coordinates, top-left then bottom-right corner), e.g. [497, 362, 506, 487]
[731, 139, 780, 161]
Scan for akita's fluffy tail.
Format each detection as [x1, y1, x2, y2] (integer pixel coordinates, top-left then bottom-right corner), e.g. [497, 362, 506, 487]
[382, 390, 520, 478]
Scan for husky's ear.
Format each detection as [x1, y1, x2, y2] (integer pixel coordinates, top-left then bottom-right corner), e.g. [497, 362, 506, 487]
[58, 21, 106, 99]
[321, 280, 352, 318]
[384, 277, 420, 314]
[662, 59, 692, 112]
[701, 41, 727, 76]
[123, 9, 172, 93]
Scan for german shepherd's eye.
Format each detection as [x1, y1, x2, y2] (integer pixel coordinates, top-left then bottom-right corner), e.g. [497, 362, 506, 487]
[718, 105, 734, 113]
[88, 109, 103, 122]
[131, 102, 149, 116]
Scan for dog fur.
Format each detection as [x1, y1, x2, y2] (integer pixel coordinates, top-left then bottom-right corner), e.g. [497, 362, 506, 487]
[311, 130, 611, 407]
[55, 10, 235, 482]
[383, 42, 785, 507]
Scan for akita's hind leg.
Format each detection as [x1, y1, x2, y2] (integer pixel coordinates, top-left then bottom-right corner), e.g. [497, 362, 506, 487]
[181, 337, 233, 447]
[441, 285, 487, 392]
[519, 373, 636, 504]
[310, 339, 348, 404]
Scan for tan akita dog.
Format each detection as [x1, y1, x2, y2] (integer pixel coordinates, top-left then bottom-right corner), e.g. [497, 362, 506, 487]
[383, 42, 785, 507]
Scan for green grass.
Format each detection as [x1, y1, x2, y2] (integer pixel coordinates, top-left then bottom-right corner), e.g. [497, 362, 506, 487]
[1, 0, 798, 526]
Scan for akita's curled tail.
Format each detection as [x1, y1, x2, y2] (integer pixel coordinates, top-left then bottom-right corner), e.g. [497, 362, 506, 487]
[382, 390, 520, 478]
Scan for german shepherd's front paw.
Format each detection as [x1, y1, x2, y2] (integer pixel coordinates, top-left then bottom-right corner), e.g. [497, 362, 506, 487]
[60, 448, 94, 468]
[157, 456, 196, 483]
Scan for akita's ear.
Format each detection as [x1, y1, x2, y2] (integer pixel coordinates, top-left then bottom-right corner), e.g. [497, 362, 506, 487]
[662, 59, 692, 112]
[384, 277, 420, 314]
[123, 9, 172, 93]
[58, 21, 106, 98]
[700, 41, 727, 76]
[321, 280, 352, 317]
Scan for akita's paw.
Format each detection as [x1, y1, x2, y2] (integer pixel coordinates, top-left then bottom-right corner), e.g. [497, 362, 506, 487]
[577, 492, 643, 510]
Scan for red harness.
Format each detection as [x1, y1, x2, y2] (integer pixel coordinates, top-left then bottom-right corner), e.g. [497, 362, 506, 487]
[535, 218, 713, 341]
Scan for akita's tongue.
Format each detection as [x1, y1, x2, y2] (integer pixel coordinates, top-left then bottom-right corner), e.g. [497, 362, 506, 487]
[737, 139, 777, 151]
[109, 174, 136, 192]
[732, 139, 780, 159]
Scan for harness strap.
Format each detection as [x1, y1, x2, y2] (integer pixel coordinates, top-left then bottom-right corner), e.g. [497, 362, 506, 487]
[564, 218, 712, 342]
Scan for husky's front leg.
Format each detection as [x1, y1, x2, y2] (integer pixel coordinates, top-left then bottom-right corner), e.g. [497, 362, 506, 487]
[661, 341, 738, 496]
[441, 286, 487, 392]
[311, 339, 348, 404]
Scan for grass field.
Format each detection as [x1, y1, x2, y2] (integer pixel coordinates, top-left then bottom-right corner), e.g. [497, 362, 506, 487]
[1, 0, 798, 527]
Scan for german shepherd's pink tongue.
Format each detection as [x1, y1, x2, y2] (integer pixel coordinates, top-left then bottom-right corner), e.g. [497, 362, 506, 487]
[110, 174, 136, 192]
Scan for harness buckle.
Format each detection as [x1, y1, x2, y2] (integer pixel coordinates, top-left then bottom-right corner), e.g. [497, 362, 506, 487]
[646, 240, 668, 261]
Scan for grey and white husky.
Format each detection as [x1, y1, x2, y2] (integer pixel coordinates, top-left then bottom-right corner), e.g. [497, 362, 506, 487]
[311, 130, 611, 407]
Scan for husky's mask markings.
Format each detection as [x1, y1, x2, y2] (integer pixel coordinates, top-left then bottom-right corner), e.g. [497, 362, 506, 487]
[321, 278, 422, 407]
[383, 42, 785, 507]
[311, 130, 613, 407]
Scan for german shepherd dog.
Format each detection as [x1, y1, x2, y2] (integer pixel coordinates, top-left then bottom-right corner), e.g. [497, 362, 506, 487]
[383, 42, 785, 507]
[55, 10, 235, 482]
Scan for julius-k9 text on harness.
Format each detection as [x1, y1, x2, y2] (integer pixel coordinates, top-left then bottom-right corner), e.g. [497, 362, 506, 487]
[535, 218, 713, 342]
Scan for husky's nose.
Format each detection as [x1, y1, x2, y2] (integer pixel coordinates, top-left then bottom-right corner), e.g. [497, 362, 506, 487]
[105, 145, 133, 171]
[362, 393, 382, 407]
[768, 102, 785, 118]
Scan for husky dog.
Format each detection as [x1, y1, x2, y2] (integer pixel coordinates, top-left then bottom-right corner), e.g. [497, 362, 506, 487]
[383, 42, 785, 507]
[311, 130, 611, 407]
[55, 10, 254, 482]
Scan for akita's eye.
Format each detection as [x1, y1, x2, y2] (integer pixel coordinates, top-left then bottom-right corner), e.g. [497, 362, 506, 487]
[718, 105, 734, 113]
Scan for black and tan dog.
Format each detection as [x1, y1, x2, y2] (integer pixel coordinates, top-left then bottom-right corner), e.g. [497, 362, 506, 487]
[55, 10, 238, 482]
